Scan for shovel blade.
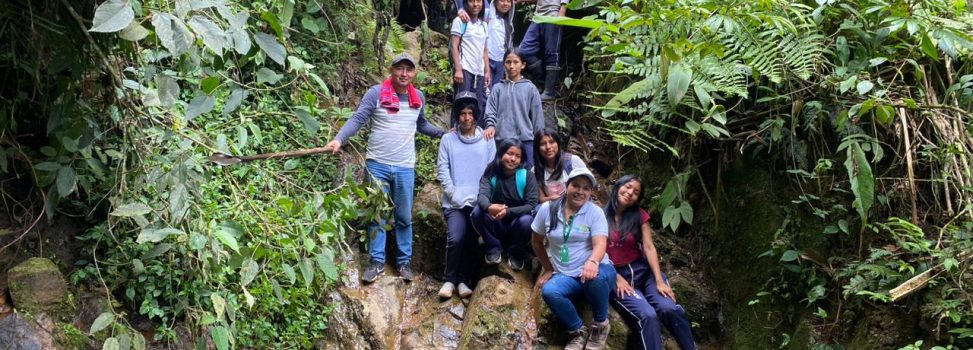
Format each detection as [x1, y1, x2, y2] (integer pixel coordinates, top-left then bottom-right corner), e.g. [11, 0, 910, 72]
[207, 153, 243, 166]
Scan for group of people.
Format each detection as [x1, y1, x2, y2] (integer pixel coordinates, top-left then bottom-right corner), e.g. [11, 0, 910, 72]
[321, 1, 696, 348]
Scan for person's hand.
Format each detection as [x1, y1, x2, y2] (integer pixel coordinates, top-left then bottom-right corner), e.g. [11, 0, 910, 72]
[580, 260, 598, 282]
[656, 279, 677, 301]
[454, 70, 464, 85]
[487, 204, 505, 217]
[483, 127, 496, 139]
[484, 73, 491, 88]
[324, 140, 342, 154]
[616, 275, 635, 299]
[494, 207, 508, 220]
[458, 9, 470, 22]
[535, 270, 553, 290]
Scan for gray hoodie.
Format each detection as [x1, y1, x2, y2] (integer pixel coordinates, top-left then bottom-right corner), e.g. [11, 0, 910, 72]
[484, 79, 544, 142]
[437, 127, 496, 209]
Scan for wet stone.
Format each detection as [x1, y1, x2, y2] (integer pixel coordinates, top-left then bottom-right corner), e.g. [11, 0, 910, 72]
[448, 304, 465, 320]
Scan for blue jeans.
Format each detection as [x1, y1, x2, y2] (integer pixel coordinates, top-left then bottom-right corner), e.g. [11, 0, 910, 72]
[519, 22, 562, 69]
[444, 206, 479, 285]
[488, 59, 504, 90]
[541, 263, 617, 332]
[365, 159, 415, 265]
[611, 259, 696, 350]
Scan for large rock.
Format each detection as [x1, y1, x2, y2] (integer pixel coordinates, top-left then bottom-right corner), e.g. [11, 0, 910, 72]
[410, 183, 446, 277]
[6, 257, 73, 319]
[0, 312, 56, 350]
[458, 265, 538, 350]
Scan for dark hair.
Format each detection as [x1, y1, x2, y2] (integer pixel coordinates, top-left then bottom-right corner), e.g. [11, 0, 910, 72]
[533, 128, 565, 196]
[450, 97, 480, 128]
[483, 139, 525, 178]
[605, 175, 645, 241]
[503, 48, 526, 63]
[463, 0, 485, 21]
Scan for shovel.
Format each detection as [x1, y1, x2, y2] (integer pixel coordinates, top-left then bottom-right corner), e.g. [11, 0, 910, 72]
[207, 146, 335, 166]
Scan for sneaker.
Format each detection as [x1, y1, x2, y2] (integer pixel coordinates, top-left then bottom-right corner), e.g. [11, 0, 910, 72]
[438, 282, 455, 299]
[508, 255, 525, 271]
[564, 326, 588, 350]
[585, 320, 610, 350]
[362, 261, 384, 283]
[398, 263, 414, 282]
[484, 251, 501, 265]
[457, 283, 473, 298]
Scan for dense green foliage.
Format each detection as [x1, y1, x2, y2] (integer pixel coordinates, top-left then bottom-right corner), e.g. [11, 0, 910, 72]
[547, 0, 973, 346]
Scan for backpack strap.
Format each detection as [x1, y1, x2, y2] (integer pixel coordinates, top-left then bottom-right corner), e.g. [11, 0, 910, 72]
[515, 168, 527, 199]
[562, 153, 573, 175]
[491, 169, 527, 201]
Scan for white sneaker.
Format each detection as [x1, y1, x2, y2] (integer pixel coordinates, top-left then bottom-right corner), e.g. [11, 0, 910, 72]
[457, 283, 473, 298]
[438, 282, 456, 299]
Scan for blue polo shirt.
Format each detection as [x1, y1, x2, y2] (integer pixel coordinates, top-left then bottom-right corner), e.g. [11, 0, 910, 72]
[531, 200, 611, 277]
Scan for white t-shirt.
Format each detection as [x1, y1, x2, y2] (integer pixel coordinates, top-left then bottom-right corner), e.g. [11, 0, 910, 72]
[450, 17, 488, 76]
[537, 154, 587, 200]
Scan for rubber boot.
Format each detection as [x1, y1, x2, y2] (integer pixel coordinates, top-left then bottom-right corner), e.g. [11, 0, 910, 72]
[540, 67, 561, 101]
[527, 61, 544, 86]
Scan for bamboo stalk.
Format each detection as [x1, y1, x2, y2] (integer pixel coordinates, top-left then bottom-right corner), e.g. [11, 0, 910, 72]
[897, 107, 919, 224]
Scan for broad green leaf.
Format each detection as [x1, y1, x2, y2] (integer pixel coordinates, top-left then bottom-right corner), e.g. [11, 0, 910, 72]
[254, 32, 286, 66]
[856, 80, 873, 95]
[119, 22, 149, 41]
[780, 250, 799, 262]
[839, 76, 856, 93]
[132, 333, 146, 350]
[142, 243, 172, 259]
[299, 257, 314, 288]
[693, 84, 711, 108]
[874, 105, 894, 125]
[235, 125, 248, 150]
[228, 27, 251, 55]
[678, 202, 693, 225]
[921, 32, 939, 60]
[200, 76, 221, 94]
[102, 337, 120, 350]
[111, 202, 151, 217]
[35, 162, 61, 172]
[243, 287, 255, 307]
[186, 94, 215, 120]
[169, 184, 189, 222]
[845, 142, 875, 224]
[116, 334, 131, 350]
[256, 68, 283, 84]
[136, 228, 185, 244]
[152, 13, 194, 56]
[89, 312, 115, 334]
[213, 229, 240, 252]
[603, 78, 650, 113]
[222, 88, 248, 116]
[211, 294, 226, 322]
[155, 75, 180, 108]
[240, 258, 259, 287]
[56, 166, 76, 196]
[316, 249, 338, 281]
[533, 15, 617, 32]
[90, 0, 135, 33]
[667, 63, 692, 107]
[280, 0, 295, 28]
[301, 17, 320, 33]
[282, 263, 296, 284]
[308, 73, 331, 97]
[294, 109, 320, 133]
[211, 326, 230, 350]
[188, 16, 226, 54]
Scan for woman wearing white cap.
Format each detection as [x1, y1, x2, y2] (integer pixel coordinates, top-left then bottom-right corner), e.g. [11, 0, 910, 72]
[531, 167, 616, 350]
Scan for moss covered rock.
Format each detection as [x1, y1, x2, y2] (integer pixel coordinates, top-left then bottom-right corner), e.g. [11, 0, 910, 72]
[7, 257, 73, 320]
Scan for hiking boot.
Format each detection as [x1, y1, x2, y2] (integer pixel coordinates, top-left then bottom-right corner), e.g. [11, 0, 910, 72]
[540, 67, 561, 101]
[509, 254, 526, 271]
[564, 326, 588, 350]
[398, 263, 415, 282]
[362, 261, 384, 283]
[485, 251, 502, 265]
[438, 282, 455, 299]
[457, 282, 474, 298]
[585, 320, 610, 350]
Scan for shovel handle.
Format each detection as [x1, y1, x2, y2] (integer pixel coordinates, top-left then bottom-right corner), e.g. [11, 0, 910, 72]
[239, 146, 334, 162]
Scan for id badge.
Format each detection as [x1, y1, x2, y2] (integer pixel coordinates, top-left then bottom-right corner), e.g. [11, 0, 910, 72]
[559, 245, 570, 263]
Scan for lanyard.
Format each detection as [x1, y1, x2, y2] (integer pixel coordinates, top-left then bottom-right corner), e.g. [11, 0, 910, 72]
[559, 212, 576, 263]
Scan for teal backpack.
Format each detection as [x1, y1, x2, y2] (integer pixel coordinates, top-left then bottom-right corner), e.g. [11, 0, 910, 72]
[490, 168, 528, 200]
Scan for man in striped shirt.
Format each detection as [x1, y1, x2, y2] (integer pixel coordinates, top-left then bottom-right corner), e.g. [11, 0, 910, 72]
[325, 53, 445, 283]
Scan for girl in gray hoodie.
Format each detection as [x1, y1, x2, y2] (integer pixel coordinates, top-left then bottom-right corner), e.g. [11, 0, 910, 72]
[484, 49, 545, 168]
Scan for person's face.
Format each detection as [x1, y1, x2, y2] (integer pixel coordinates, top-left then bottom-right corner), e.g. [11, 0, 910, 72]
[495, 0, 512, 14]
[538, 135, 559, 163]
[467, 0, 483, 16]
[501, 146, 522, 172]
[458, 107, 476, 133]
[566, 177, 593, 208]
[616, 180, 642, 210]
[504, 53, 525, 78]
[389, 62, 417, 89]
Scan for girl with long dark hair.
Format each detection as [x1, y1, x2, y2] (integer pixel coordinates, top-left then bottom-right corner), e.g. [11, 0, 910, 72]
[532, 128, 587, 203]
[605, 175, 696, 350]
[472, 139, 538, 270]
